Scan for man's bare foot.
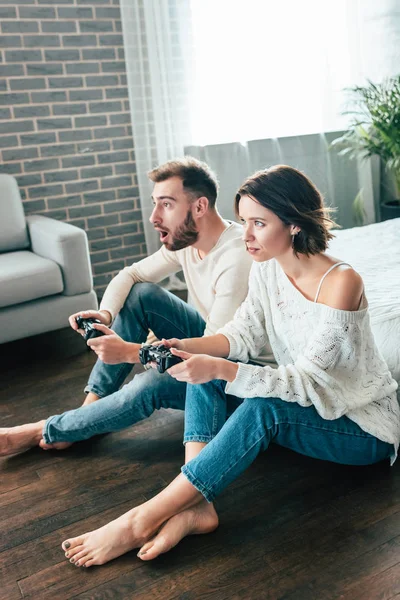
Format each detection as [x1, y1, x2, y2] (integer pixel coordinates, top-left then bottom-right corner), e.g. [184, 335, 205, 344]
[0, 421, 45, 456]
[137, 501, 218, 561]
[39, 439, 72, 451]
[82, 392, 100, 407]
[62, 507, 162, 568]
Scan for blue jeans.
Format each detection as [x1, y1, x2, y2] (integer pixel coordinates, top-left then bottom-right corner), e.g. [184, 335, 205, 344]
[181, 379, 393, 503]
[42, 283, 205, 445]
[86, 282, 205, 398]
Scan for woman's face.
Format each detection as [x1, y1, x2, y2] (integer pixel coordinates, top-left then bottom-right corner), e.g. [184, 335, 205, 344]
[238, 195, 292, 262]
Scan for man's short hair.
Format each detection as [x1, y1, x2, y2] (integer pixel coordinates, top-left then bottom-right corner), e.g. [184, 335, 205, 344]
[148, 156, 219, 209]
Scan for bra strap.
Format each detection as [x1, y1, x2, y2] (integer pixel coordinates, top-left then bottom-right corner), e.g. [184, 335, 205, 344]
[314, 262, 350, 303]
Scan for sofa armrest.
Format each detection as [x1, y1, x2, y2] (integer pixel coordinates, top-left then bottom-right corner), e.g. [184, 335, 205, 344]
[26, 215, 94, 296]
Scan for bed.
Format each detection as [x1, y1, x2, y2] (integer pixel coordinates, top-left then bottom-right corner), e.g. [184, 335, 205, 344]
[328, 217, 400, 386]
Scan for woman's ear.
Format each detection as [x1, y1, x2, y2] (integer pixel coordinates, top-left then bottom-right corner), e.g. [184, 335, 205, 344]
[290, 226, 301, 236]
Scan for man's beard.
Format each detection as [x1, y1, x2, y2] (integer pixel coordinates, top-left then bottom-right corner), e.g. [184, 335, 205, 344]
[164, 209, 199, 251]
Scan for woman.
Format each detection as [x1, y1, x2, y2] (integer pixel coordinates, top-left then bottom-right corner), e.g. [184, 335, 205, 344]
[61, 165, 400, 567]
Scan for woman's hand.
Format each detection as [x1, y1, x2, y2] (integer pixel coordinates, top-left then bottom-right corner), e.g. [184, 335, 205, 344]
[159, 338, 187, 352]
[167, 349, 238, 384]
[167, 349, 220, 383]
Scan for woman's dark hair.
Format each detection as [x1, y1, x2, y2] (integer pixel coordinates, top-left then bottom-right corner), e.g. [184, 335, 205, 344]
[148, 156, 219, 209]
[235, 165, 338, 255]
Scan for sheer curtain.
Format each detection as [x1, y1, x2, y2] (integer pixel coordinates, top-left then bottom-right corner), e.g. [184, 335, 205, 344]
[120, 0, 400, 255]
[120, 0, 194, 279]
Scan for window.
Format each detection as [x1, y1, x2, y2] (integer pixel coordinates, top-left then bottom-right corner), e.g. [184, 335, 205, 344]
[189, 0, 364, 145]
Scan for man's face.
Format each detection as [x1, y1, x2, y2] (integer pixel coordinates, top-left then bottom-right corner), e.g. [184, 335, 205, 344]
[150, 176, 199, 251]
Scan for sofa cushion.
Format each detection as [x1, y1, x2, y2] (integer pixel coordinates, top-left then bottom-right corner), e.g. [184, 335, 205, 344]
[0, 174, 30, 252]
[0, 250, 63, 309]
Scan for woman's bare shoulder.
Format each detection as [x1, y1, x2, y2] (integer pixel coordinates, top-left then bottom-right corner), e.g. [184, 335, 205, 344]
[320, 265, 364, 311]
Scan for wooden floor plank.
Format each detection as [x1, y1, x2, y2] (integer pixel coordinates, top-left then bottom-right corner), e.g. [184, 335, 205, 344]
[1, 329, 400, 599]
[0, 416, 183, 510]
[283, 537, 400, 600]
[334, 560, 400, 600]
[0, 582, 22, 600]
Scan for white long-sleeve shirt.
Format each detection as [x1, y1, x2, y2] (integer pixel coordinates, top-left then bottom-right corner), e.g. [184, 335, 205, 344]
[218, 259, 400, 462]
[100, 221, 254, 337]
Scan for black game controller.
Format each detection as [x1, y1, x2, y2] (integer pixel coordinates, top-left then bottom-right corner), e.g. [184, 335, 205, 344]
[76, 316, 105, 341]
[139, 343, 183, 373]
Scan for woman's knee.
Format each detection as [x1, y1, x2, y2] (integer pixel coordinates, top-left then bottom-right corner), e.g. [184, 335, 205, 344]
[241, 397, 287, 431]
[185, 380, 228, 420]
[187, 379, 227, 402]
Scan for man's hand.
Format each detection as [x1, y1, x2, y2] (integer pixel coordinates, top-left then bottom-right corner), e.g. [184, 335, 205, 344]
[87, 324, 135, 364]
[69, 309, 112, 336]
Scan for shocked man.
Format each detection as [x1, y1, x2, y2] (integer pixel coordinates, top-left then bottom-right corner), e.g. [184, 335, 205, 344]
[1, 157, 258, 455]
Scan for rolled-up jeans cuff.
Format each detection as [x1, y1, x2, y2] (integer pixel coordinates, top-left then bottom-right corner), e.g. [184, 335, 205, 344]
[183, 435, 214, 445]
[84, 384, 106, 397]
[42, 416, 56, 444]
[181, 464, 215, 503]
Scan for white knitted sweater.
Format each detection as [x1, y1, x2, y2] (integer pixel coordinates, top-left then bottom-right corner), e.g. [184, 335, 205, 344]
[219, 259, 400, 462]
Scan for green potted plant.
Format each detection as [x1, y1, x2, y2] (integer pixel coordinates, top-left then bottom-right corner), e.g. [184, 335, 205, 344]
[331, 74, 400, 221]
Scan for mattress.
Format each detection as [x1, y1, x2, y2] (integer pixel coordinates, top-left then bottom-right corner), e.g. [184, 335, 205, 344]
[328, 217, 400, 383]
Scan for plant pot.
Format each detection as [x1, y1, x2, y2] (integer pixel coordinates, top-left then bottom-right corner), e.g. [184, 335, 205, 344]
[380, 200, 400, 222]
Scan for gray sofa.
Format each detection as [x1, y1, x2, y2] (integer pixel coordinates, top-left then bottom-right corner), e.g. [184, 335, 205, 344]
[0, 174, 98, 344]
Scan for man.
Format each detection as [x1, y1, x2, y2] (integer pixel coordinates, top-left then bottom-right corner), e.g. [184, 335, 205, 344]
[0, 157, 257, 455]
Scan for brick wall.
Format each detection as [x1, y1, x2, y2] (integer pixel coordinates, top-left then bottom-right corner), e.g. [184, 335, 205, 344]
[0, 0, 147, 299]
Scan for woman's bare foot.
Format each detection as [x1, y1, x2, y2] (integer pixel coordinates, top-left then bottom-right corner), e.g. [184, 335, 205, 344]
[0, 421, 45, 456]
[62, 506, 162, 568]
[137, 501, 219, 561]
[39, 439, 72, 451]
[62, 473, 206, 567]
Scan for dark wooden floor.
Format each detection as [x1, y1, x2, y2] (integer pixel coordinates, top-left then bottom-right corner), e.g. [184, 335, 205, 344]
[1, 329, 400, 600]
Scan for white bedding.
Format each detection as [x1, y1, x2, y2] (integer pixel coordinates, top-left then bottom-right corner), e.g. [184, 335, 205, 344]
[328, 218, 400, 383]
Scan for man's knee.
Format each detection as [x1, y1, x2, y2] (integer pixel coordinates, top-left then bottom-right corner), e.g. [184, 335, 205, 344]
[123, 282, 162, 310]
[117, 283, 166, 326]
[124, 368, 180, 411]
[126, 366, 161, 393]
